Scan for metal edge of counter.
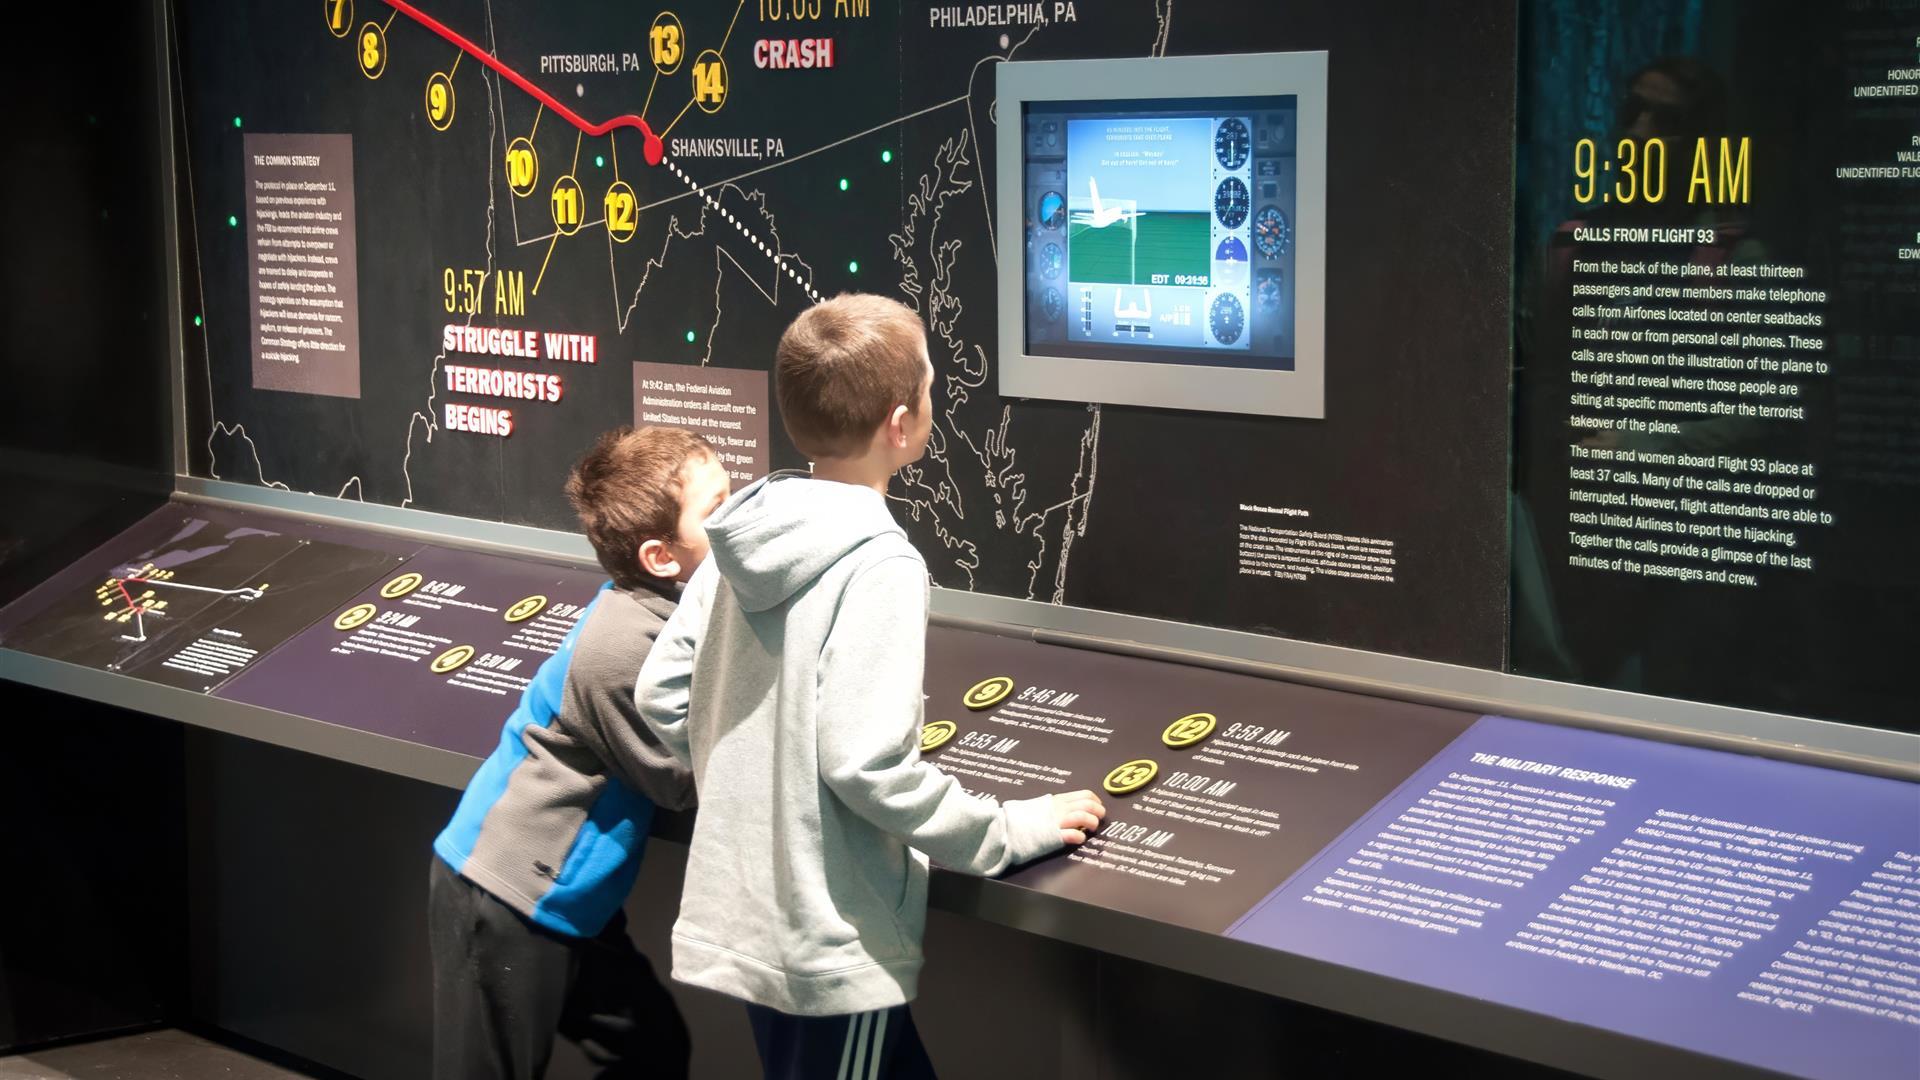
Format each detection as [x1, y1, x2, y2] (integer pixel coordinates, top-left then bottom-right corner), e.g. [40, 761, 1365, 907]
[0, 647, 1796, 1080]
[0, 648, 479, 792]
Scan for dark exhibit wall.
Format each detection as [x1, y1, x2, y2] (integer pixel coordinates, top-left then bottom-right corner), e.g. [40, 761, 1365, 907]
[168, 0, 1920, 727]
[173, 0, 1516, 670]
[6, 3, 170, 477]
[1512, 0, 1920, 729]
[0, 2, 183, 1056]
[944, 5, 1516, 666]
[0, 687, 186, 1052]
[0, 2, 173, 608]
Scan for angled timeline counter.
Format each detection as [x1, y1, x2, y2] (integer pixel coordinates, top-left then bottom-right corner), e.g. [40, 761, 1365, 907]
[3, 488, 1914, 1080]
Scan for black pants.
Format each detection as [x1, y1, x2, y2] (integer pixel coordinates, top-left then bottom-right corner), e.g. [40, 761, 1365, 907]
[428, 857, 690, 1080]
[746, 1003, 936, 1080]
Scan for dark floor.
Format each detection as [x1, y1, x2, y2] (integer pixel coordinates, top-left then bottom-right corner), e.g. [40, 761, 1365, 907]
[0, 1030, 319, 1080]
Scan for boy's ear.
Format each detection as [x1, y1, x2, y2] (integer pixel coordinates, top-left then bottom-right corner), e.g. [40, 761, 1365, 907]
[887, 403, 910, 448]
[637, 538, 681, 580]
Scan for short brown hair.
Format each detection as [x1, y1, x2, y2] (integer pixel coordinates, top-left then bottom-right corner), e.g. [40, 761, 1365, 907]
[775, 293, 928, 459]
[565, 426, 715, 589]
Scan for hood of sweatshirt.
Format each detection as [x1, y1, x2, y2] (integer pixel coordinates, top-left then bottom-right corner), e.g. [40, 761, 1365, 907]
[703, 471, 903, 613]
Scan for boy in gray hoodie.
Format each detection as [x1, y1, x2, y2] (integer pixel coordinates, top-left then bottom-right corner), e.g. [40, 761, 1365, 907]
[637, 294, 1106, 1078]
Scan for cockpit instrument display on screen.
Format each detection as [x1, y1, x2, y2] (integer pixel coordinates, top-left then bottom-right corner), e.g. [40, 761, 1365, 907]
[1023, 100, 1295, 368]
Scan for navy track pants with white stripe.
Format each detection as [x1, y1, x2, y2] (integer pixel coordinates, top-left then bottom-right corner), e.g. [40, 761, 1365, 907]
[745, 1003, 937, 1080]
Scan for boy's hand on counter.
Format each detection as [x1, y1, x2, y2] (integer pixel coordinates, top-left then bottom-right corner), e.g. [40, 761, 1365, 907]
[1052, 790, 1107, 845]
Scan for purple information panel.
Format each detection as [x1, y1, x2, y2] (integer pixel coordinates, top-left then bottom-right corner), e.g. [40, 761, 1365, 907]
[217, 546, 606, 757]
[1228, 716, 1920, 1079]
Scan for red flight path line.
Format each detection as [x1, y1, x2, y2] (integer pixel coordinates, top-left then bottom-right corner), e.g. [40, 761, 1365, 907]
[116, 580, 141, 613]
[382, 0, 666, 166]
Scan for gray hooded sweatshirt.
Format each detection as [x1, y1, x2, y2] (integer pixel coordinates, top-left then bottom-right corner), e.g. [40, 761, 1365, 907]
[636, 471, 1064, 1016]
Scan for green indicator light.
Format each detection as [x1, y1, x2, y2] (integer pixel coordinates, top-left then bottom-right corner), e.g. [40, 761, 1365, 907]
[881, 149, 892, 164]
[233, 116, 242, 128]
[193, 315, 203, 327]
[685, 330, 697, 343]
[595, 154, 605, 168]
[838, 178, 849, 192]
[228, 215, 239, 227]
[848, 260, 859, 274]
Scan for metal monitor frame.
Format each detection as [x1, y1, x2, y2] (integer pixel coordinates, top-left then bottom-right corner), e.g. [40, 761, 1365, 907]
[994, 52, 1329, 419]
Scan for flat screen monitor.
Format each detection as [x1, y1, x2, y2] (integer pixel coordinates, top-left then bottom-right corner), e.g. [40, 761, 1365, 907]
[997, 53, 1327, 418]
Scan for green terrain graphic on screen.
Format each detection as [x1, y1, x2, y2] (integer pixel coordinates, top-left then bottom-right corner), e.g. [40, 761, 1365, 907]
[1069, 211, 1210, 286]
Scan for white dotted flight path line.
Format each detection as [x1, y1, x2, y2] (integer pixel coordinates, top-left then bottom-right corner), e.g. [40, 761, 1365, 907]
[663, 158, 822, 305]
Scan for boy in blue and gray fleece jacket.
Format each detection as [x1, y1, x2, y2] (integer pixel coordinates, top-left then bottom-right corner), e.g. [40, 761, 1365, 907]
[429, 425, 730, 1080]
[637, 295, 1107, 1079]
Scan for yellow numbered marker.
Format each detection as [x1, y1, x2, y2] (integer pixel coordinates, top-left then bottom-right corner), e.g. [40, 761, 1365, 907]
[504, 595, 548, 623]
[919, 720, 957, 753]
[333, 603, 377, 631]
[324, 0, 353, 38]
[1102, 759, 1159, 795]
[357, 22, 386, 80]
[506, 137, 539, 197]
[426, 71, 456, 131]
[962, 676, 1014, 711]
[604, 181, 638, 243]
[550, 175, 585, 235]
[380, 572, 423, 600]
[692, 49, 728, 114]
[431, 644, 476, 674]
[649, 11, 685, 74]
[1162, 712, 1217, 748]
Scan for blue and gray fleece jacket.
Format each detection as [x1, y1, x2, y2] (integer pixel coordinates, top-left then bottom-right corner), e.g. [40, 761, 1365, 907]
[434, 582, 694, 937]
